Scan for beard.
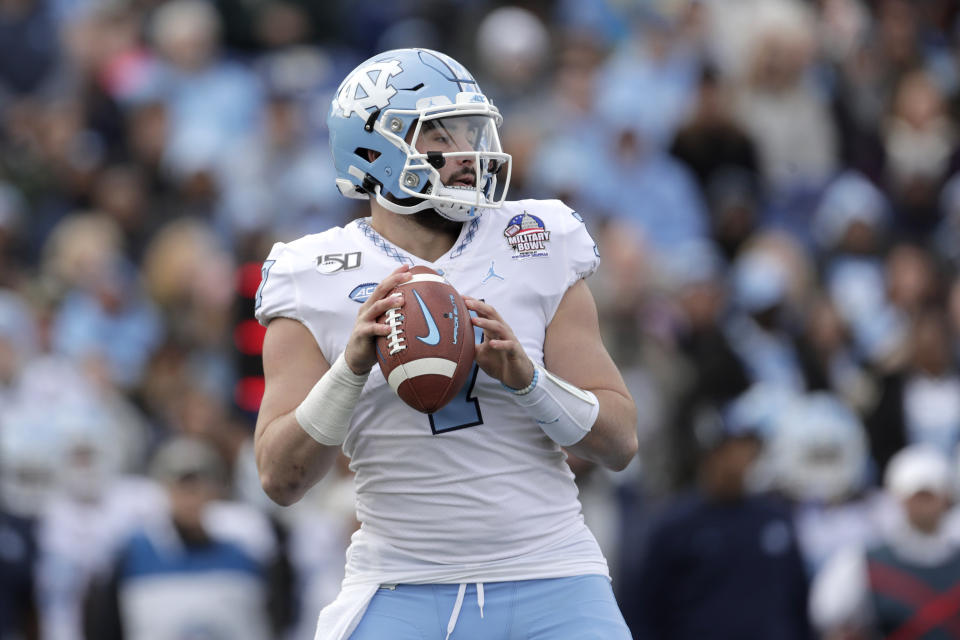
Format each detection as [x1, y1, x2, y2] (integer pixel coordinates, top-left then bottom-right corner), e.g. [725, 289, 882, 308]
[410, 208, 463, 235]
[382, 181, 465, 237]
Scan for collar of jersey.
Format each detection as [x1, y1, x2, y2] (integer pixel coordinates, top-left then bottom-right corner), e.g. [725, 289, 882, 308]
[354, 215, 483, 266]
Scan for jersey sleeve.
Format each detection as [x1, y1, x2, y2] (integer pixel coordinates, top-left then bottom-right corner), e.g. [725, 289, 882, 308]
[559, 204, 601, 289]
[531, 199, 601, 325]
[254, 242, 302, 327]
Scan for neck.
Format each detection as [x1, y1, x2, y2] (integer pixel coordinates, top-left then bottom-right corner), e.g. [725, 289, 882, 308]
[369, 203, 462, 262]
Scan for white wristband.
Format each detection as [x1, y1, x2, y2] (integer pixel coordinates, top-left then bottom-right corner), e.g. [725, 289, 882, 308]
[509, 364, 599, 446]
[294, 353, 369, 446]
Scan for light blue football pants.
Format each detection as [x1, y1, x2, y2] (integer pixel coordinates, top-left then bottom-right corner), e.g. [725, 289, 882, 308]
[348, 574, 631, 640]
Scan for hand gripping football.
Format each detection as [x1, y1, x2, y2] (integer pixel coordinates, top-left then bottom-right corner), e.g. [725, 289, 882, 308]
[376, 266, 475, 413]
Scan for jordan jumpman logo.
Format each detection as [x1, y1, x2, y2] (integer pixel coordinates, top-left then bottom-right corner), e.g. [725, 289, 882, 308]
[482, 261, 504, 283]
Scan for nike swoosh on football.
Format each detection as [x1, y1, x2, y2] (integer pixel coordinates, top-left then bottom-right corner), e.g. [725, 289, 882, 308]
[412, 289, 441, 346]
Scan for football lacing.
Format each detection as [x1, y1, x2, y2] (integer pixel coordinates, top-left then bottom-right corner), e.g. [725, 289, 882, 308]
[385, 307, 405, 355]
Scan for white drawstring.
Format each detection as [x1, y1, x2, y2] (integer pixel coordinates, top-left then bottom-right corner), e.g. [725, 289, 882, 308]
[445, 583, 467, 640]
[444, 583, 485, 640]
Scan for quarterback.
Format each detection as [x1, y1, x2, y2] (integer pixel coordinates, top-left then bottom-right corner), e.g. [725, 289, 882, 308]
[254, 48, 638, 640]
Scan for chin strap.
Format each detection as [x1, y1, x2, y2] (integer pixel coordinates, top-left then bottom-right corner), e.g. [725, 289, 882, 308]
[372, 185, 435, 216]
[372, 184, 484, 221]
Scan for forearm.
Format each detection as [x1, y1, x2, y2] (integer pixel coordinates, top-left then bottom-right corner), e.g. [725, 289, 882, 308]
[506, 363, 638, 471]
[256, 351, 369, 505]
[255, 412, 340, 506]
[565, 387, 638, 471]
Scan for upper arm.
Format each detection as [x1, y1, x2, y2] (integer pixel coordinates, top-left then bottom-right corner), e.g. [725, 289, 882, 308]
[255, 317, 329, 446]
[543, 279, 630, 400]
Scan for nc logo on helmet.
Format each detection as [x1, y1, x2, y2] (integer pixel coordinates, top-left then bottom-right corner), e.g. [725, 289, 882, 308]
[336, 60, 403, 119]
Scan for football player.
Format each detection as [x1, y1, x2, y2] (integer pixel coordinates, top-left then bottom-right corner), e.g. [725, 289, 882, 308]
[253, 48, 638, 640]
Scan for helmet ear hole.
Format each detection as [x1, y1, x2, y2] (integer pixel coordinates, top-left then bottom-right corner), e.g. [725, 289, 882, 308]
[354, 148, 381, 162]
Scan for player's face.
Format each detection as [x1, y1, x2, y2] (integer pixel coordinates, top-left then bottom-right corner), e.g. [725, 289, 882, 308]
[413, 115, 498, 188]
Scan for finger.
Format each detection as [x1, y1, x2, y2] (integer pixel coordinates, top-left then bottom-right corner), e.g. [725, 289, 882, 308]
[360, 292, 403, 321]
[484, 339, 518, 350]
[354, 318, 394, 341]
[361, 267, 411, 310]
[470, 316, 514, 341]
[464, 297, 502, 320]
[365, 321, 394, 337]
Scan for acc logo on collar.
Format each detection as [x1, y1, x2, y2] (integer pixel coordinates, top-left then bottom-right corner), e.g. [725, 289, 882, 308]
[336, 60, 403, 119]
[317, 251, 362, 275]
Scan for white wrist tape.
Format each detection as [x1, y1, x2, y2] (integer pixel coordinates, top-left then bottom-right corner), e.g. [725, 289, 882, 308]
[509, 365, 599, 446]
[294, 353, 369, 446]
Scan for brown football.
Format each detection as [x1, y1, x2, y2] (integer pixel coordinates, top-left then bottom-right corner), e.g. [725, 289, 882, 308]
[375, 266, 475, 413]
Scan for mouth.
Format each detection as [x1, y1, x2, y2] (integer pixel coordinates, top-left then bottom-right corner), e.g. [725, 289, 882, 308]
[449, 173, 475, 188]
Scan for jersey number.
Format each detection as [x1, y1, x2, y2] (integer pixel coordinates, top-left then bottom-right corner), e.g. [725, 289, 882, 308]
[255, 260, 276, 310]
[428, 310, 483, 434]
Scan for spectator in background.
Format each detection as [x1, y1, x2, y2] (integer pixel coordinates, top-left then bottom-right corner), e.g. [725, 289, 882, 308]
[812, 171, 893, 369]
[0, 487, 38, 640]
[732, 0, 837, 220]
[0, 0, 63, 103]
[934, 171, 960, 271]
[823, 0, 907, 183]
[810, 445, 960, 639]
[122, 99, 177, 206]
[0, 406, 62, 521]
[657, 241, 751, 493]
[147, 0, 263, 168]
[669, 66, 760, 196]
[523, 36, 608, 208]
[217, 86, 349, 241]
[595, 5, 701, 151]
[585, 100, 709, 257]
[867, 308, 960, 475]
[882, 69, 954, 237]
[724, 244, 827, 392]
[801, 294, 875, 413]
[84, 436, 283, 640]
[140, 219, 236, 398]
[668, 64, 762, 259]
[43, 215, 161, 391]
[143, 0, 263, 242]
[89, 164, 157, 264]
[766, 392, 880, 573]
[620, 407, 811, 640]
[36, 405, 164, 640]
[0, 288, 37, 406]
[702, 167, 762, 261]
[0, 181, 27, 288]
[473, 6, 551, 113]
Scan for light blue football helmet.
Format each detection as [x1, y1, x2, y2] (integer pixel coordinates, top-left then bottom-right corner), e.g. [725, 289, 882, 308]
[327, 48, 512, 221]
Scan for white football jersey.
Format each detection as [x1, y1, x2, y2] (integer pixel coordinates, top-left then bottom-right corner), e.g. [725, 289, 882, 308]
[256, 199, 608, 585]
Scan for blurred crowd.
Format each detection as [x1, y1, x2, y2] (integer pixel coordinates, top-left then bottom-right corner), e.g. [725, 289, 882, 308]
[2, 0, 960, 638]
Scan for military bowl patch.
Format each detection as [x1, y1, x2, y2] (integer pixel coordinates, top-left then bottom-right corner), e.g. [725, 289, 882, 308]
[503, 212, 550, 259]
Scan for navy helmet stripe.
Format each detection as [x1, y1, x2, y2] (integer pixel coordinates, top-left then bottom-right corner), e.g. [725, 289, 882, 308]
[417, 49, 477, 93]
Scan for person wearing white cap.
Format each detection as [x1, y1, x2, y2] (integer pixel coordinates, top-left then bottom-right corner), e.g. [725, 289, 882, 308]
[809, 444, 960, 639]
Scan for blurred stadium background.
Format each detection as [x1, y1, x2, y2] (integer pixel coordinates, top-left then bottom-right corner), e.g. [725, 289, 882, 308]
[2, 0, 960, 638]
